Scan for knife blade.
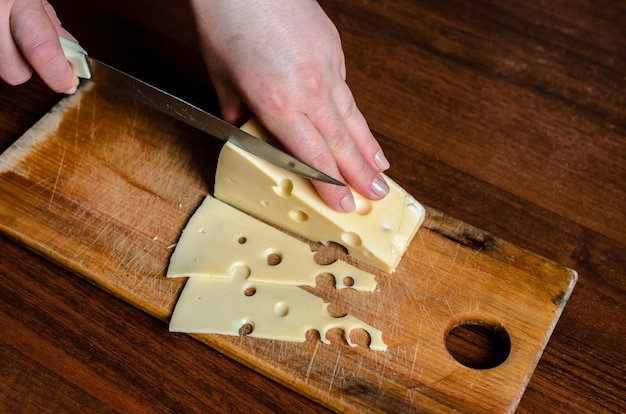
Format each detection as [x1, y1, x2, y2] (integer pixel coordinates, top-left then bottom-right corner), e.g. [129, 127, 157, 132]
[59, 36, 345, 186]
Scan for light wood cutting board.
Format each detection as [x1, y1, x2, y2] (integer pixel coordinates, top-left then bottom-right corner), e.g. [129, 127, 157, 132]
[0, 84, 576, 413]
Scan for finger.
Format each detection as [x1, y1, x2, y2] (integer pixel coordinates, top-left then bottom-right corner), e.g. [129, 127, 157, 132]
[258, 111, 356, 212]
[311, 88, 390, 201]
[333, 81, 390, 172]
[0, 3, 33, 85]
[10, 0, 78, 93]
[347, 107, 391, 172]
[214, 82, 250, 126]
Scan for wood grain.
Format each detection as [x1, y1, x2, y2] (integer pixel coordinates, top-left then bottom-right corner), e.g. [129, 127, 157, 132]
[0, 231, 323, 414]
[0, 0, 624, 412]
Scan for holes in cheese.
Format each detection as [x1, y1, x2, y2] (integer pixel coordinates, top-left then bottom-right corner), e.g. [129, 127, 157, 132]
[289, 209, 309, 222]
[312, 241, 347, 265]
[166, 116, 427, 350]
[167, 196, 386, 350]
[274, 301, 289, 317]
[274, 179, 293, 197]
[167, 196, 377, 291]
[239, 320, 255, 336]
[341, 232, 362, 248]
[169, 266, 386, 351]
[213, 118, 425, 273]
[355, 198, 373, 215]
[266, 251, 282, 266]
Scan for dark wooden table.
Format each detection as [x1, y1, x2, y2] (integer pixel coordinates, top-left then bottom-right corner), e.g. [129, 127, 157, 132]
[1, 1, 624, 412]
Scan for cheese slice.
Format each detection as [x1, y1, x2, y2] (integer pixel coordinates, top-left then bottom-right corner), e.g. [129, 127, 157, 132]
[167, 196, 377, 291]
[214, 119, 425, 273]
[170, 266, 387, 351]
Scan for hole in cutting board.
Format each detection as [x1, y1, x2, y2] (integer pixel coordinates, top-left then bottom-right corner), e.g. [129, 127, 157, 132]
[445, 320, 511, 370]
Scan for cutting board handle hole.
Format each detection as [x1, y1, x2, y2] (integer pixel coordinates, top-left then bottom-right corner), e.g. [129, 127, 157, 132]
[445, 320, 511, 370]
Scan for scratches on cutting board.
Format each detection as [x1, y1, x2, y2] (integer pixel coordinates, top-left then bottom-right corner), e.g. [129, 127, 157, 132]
[304, 341, 321, 383]
[48, 145, 67, 210]
[327, 350, 343, 393]
[377, 350, 391, 396]
[409, 323, 423, 381]
[71, 90, 82, 151]
[88, 86, 98, 146]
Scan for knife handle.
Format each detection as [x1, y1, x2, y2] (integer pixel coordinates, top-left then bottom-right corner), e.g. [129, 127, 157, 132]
[59, 36, 92, 79]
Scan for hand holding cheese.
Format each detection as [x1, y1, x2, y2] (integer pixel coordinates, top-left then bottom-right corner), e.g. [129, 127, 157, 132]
[0, 0, 78, 94]
[190, 0, 391, 212]
[167, 119, 424, 349]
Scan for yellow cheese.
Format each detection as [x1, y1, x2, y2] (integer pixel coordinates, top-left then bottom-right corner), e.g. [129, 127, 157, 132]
[167, 196, 377, 291]
[166, 119, 424, 350]
[170, 266, 387, 351]
[214, 119, 425, 273]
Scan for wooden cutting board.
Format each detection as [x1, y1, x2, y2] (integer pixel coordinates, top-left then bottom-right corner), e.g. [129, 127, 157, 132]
[0, 84, 576, 413]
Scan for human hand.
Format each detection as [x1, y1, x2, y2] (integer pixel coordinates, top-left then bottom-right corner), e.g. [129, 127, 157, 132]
[190, 0, 391, 212]
[0, 0, 78, 93]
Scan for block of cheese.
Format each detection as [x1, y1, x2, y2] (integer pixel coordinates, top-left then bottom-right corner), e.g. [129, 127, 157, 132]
[170, 266, 387, 351]
[214, 119, 425, 273]
[167, 196, 377, 291]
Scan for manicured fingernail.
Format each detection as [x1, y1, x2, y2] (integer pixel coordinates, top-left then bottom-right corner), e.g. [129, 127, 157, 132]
[374, 150, 390, 171]
[340, 193, 356, 212]
[371, 175, 390, 198]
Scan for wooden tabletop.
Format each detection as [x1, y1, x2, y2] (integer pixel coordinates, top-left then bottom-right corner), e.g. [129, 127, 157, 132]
[1, 1, 624, 412]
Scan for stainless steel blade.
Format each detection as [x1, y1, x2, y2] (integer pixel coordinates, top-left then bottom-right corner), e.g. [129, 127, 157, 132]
[58, 36, 344, 186]
[88, 58, 345, 186]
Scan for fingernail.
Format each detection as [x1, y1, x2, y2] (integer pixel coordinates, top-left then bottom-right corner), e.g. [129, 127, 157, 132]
[340, 193, 356, 213]
[374, 150, 390, 171]
[64, 85, 77, 95]
[64, 78, 79, 95]
[371, 175, 390, 198]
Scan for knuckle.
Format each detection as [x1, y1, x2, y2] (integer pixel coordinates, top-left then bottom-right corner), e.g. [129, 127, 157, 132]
[334, 84, 358, 120]
[24, 38, 57, 64]
[337, 98, 357, 121]
[308, 145, 336, 169]
[300, 68, 325, 95]
[329, 127, 352, 153]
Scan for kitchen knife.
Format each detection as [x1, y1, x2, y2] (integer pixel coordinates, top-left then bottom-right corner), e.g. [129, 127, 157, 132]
[59, 36, 345, 186]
